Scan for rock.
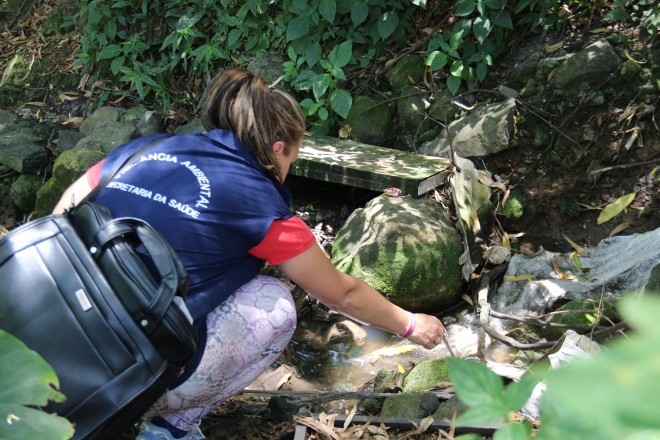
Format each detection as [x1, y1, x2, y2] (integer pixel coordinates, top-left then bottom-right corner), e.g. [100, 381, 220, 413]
[79, 106, 122, 135]
[396, 85, 431, 132]
[86, 119, 138, 153]
[331, 195, 463, 311]
[551, 39, 621, 90]
[0, 119, 61, 173]
[402, 359, 450, 393]
[9, 174, 42, 212]
[385, 54, 426, 92]
[121, 106, 163, 136]
[380, 392, 439, 419]
[419, 98, 517, 157]
[432, 395, 469, 423]
[345, 95, 394, 146]
[34, 148, 106, 216]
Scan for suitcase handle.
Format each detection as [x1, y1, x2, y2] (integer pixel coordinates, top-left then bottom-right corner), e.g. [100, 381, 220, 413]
[92, 217, 185, 326]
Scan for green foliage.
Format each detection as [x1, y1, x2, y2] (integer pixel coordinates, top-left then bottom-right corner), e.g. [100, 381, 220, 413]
[447, 294, 660, 439]
[69, 0, 655, 134]
[0, 330, 74, 440]
[604, 0, 660, 36]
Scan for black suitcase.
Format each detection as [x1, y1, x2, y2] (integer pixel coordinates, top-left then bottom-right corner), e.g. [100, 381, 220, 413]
[0, 202, 198, 439]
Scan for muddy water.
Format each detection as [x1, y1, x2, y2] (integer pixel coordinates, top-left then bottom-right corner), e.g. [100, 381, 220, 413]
[284, 309, 515, 391]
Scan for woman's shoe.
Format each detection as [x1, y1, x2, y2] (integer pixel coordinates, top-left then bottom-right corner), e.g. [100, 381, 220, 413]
[135, 419, 205, 440]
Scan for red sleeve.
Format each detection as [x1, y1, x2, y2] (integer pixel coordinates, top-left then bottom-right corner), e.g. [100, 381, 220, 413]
[249, 216, 316, 265]
[86, 159, 105, 187]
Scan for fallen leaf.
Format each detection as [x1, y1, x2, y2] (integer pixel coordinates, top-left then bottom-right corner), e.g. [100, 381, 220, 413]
[563, 234, 588, 257]
[551, 257, 575, 280]
[597, 192, 635, 224]
[609, 221, 631, 237]
[58, 91, 80, 101]
[544, 41, 563, 53]
[477, 170, 507, 192]
[505, 274, 535, 282]
[343, 404, 357, 429]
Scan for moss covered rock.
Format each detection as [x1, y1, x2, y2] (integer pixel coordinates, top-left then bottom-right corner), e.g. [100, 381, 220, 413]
[331, 195, 463, 311]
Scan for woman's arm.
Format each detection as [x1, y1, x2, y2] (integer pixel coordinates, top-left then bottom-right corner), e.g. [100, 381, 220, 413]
[278, 243, 446, 349]
[52, 172, 94, 214]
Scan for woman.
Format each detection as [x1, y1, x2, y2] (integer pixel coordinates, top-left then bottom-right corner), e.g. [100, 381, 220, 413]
[54, 68, 446, 440]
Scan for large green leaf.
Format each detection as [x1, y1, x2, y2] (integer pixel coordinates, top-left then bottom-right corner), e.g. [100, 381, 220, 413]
[330, 88, 352, 119]
[377, 12, 399, 40]
[0, 330, 74, 440]
[319, 0, 336, 23]
[286, 14, 309, 41]
[536, 295, 660, 439]
[447, 358, 505, 407]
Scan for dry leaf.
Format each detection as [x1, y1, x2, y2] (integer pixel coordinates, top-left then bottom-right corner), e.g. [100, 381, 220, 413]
[293, 414, 340, 440]
[544, 41, 564, 53]
[563, 234, 588, 257]
[505, 274, 534, 282]
[551, 257, 575, 280]
[477, 170, 507, 192]
[343, 404, 357, 430]
[58, 91, 80, 101]
[609, 222, 631, 237]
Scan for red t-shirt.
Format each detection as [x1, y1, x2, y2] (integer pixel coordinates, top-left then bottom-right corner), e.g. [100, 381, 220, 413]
[86, 160, 316, 265]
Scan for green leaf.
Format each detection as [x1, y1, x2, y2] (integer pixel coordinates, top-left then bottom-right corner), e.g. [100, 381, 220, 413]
[377, 12, 399, 40]
[319, 0, 336, 23]
[485, 0, 504, 8]
[476, 62, 487, 81]
[450, 59, 464, 76]
[110, 56, 125, 75]
[330, 88, 352, 118]
[426, 51, 448, 70]
[0, 331, 73, 440]
[351, 2, 369, 26]
[304, 43, 322, 67]
[472, 16, 490, 44]
[97, 44, 122, 60]
[536, 295, 660, 440]
[493, 10, 514, 29]
[328, 40, 352, 68]
[455, 0, 477, 16]
[0, 404, 74, 440]
[0, 331, 65, 406]
[312, 73, 332, 100]
[286, 14, 309, 41]
[447, 358, 505, 407]
[504, 370, 544, 411]
[597, 192, 635, 224]
[103, 20, 117, 40]
[227, 29, 242, 49]
[447, 75, 462, 95]
[455, 403, 508, 427]
[493, 421, 532, 440]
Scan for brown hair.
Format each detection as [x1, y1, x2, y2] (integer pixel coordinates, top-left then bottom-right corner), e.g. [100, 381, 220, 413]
[201, 68, 306, 181]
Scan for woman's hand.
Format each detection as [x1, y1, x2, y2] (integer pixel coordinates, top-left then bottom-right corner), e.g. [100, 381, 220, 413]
[405, 313, 447, 350]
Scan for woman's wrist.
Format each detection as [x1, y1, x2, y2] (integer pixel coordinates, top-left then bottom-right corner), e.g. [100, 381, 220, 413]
[400, 311, 416, 338]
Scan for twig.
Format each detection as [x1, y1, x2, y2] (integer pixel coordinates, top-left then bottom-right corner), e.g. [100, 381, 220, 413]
[239, 388, 455, 402]
[588, 158, 660, 175]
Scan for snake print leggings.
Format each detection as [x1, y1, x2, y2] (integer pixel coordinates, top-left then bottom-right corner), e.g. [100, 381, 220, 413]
[143, 275, 297, 431]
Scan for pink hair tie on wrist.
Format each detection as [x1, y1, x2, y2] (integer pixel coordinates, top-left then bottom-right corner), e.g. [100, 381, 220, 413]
[400, 312, 416, 338]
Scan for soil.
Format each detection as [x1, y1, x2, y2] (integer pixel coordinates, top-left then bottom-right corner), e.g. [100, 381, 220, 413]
[1, 3, 659, 440]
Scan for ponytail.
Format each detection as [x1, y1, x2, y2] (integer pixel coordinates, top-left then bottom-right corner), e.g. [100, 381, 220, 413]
[201, 69, 306, 181]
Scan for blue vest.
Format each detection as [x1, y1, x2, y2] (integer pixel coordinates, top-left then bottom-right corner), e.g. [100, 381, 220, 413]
[95, 129, 293, 328]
